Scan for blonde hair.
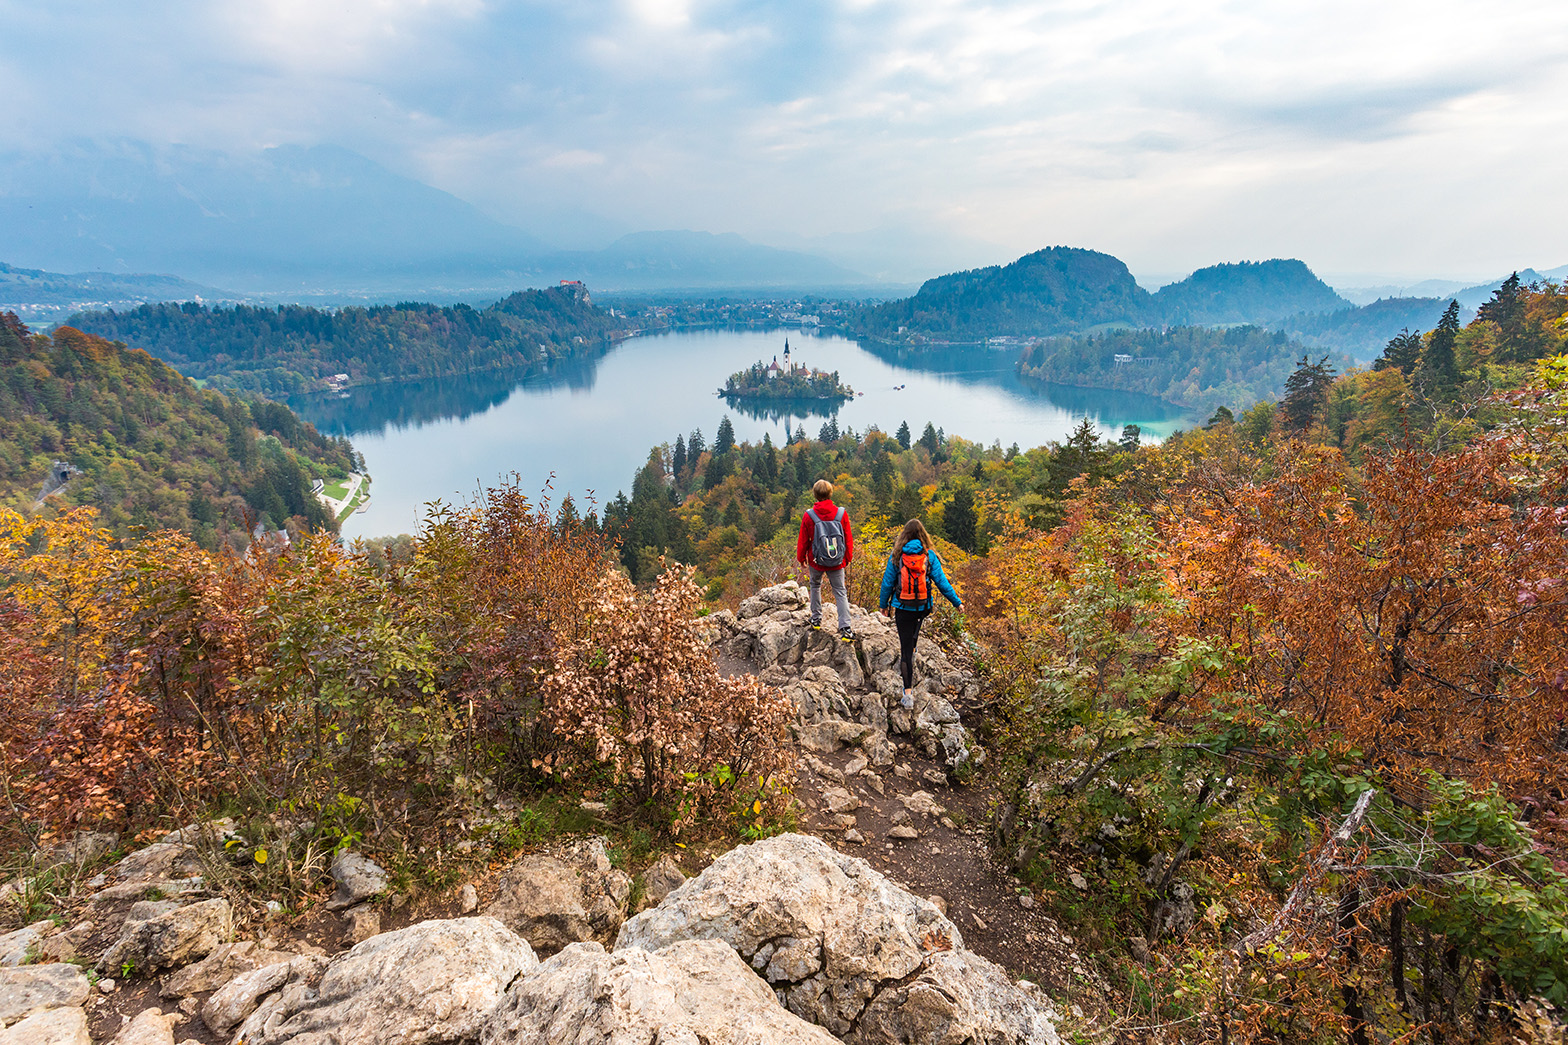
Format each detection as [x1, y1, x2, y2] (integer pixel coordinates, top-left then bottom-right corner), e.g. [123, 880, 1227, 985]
[813, 479, 834, 499]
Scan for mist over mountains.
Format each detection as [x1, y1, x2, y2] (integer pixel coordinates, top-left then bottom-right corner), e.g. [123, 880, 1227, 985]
[0, 141, 869, 295]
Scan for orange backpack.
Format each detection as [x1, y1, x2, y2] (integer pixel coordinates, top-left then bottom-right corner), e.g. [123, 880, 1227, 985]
[898, 551, 930, 603]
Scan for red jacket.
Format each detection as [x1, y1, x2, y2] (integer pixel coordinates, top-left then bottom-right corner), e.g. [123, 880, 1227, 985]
[797, 499, 854, 570]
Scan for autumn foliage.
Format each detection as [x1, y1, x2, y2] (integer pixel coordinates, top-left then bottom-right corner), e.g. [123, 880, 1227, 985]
[0, 479, 793, 855]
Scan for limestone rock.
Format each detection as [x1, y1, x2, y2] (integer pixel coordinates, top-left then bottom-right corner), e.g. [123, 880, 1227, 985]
[615, 833, 1058, 1044]
[326, 851, 388, 910]
[202, 955, 325, 1038]
[0, 963, 90, 1024]
[161, 940, 293, 999]
[160, 819, 238, 847]
[343, 905, 381, 946]
[0, 923, 51, 968]
[901, 790, 944, 817]
[639, 854, 686, 910]
[95, 844, 203, 890]
[110, 1008, 179, 1045]
[822, 786, 862, 815]
[99, 898, 232, 976]
[888, 825, 920, 840]
[232, 917, 535, 1045]
[0, 1005, 90, 1045]
[480, 939, 839, 1045]
[460, 883, 480, 914]
[483, 837, 631, 955]
[855, 950, 1062, 1045]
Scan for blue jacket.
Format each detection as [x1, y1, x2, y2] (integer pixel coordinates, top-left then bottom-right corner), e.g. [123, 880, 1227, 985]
[879, 539, 961, 612]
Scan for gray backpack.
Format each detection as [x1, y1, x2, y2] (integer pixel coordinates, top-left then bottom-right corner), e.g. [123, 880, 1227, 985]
[808, 507, 848, 567]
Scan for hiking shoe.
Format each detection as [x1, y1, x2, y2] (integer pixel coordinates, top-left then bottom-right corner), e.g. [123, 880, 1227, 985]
[901, 690, 914, 709]
[838, 627, 856, 642]
[809, 617, 822, 630]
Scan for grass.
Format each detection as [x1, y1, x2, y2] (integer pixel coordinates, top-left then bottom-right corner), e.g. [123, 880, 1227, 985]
[321, 479, 352, 500]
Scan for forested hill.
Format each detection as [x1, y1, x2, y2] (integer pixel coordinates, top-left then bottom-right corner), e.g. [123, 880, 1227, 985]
[1152, 258, 1349, 324]
[0, 313, 356, 547]
[854, 246, 1155, 342]
[68, 285, 625, 396]
[1016, 325, 1338, 413]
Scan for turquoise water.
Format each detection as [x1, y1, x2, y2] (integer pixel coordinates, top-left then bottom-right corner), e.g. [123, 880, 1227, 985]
[287, 328, 1195, 540]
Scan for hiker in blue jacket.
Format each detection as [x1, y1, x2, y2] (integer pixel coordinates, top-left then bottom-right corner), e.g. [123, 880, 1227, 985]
[879, 519, 962, 708]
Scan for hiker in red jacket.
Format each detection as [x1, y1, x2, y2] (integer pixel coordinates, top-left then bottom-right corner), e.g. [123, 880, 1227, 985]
[796, 478, 856, 641]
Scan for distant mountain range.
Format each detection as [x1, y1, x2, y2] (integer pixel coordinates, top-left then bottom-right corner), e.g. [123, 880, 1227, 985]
[853, 248, 1551, 359]
[0, 141, 871, 295]
[0, 262, 241, 326]
[856, 249, 1357, 341]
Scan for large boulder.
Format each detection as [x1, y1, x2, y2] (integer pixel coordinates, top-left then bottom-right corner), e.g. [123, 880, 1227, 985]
[482, 837, 631, 955]
[99, 898, 232, 976]
[228, 917, 535, 1045]
[161, 940, 294, 998]
[0, 1006, 90, 1045]
[616, 833, 1058, 1045]
[0, 963, 90, 1025]
[481, 939, 839, 1045]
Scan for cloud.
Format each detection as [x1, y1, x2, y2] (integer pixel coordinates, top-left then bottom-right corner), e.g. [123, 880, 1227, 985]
[2, 0, 1567, 278]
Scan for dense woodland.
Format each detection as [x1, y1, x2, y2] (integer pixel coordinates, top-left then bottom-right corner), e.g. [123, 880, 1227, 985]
[0, 313, 355, 546]
[69, 285, 625, 395]
[2, 279, 1568, 1043]
[1017, 324, 1338, 413]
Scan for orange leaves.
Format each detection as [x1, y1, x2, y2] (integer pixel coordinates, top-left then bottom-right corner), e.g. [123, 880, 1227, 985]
[1168, 438, 1568, 795]
[539, 563, 795, 831]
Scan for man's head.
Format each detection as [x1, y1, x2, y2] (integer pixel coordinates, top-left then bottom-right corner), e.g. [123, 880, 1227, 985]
[813, 479, 833, 500]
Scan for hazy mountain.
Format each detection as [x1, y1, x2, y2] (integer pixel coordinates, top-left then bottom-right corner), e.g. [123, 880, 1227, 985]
[0, 261, 240, 326]
[1279, 296, 1469, 360]
[855, 246, 1155, 341]
[0, 142, 877, 296]
[1153, 259, 1350, 325]
[0, 141, 546, 292]
[545, 231, 870, 291]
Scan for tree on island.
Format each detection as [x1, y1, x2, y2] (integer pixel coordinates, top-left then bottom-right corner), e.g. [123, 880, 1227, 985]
[722, 359, 853, 401]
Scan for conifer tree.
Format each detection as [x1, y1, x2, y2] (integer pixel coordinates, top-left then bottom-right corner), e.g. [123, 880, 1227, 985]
[919, 422, 940, 455]
[672, 434, 687, 480]
[1416, 300, 1463, 400]
[896, 421, 911, 450]
[714, 415, 736, 455]
[947, 485, 978, 552]
[1281, 355, 1337, 432]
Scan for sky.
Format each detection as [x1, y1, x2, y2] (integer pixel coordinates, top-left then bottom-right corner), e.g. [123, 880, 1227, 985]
[3, 0, 1567, 285]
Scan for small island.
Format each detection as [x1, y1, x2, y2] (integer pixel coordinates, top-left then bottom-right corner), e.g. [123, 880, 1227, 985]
[720, 354, 854, 402]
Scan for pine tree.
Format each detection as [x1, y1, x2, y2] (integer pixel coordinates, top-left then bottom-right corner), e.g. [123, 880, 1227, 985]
[1280, 355, 1337, 432]
[762, 433, 778, 488]
[688, 428, 706, 459]
[896, 421, 911, 450]
[947, 485, 978, 553]
[715, 415, 736, 455]
[1375, 329, 1423, 375]
[919, 422, 940, 455]
[1119, 424, 1141, 451]
[672, 434, 687, 480]
[1416, 300, 1463, 400]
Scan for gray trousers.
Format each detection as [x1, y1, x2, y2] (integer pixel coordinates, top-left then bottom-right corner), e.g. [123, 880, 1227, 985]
[808, 566, 852, 630]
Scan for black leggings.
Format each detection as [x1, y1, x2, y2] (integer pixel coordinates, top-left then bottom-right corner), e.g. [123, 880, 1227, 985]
[894, 608, 930, 690]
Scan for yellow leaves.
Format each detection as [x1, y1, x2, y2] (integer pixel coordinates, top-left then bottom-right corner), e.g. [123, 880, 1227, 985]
[253, 848, 269, 865]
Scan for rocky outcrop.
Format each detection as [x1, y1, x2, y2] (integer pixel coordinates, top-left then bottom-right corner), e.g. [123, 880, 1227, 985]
[711, 582, 983, 777]
[99, 898, 233, 975]
[482, 837, 631, 955]
[615, 833, 1058, 1044]
[481, 939, 841, 1045]
[225, 917, 536, 1045]
[0, 964, 91, 1045]
[326, 851, 388, 910]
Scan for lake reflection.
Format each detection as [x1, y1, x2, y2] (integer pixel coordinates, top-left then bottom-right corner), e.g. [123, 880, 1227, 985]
[285, 328, 1198, 540]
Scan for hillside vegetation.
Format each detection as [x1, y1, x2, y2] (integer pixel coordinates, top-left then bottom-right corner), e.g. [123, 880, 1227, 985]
[1016, 324, 1332, 413]
[69, 285, 625, 396]
[0, 313, 355, 546]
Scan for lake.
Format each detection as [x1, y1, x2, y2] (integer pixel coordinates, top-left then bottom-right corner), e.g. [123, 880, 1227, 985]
[288, 328, 1196, 541]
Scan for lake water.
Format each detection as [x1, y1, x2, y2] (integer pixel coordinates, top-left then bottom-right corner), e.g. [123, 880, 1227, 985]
[288, 328, 1195, 540]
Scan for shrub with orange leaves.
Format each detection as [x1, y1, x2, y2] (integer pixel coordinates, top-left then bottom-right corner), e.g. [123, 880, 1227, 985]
[540, 563, 794, 832]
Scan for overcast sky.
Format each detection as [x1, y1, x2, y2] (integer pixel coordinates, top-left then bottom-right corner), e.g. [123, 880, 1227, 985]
[4, 0, 1566, 284]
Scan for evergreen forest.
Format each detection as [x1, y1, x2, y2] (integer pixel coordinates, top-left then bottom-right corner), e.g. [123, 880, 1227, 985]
[68, 285, 626, 396]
